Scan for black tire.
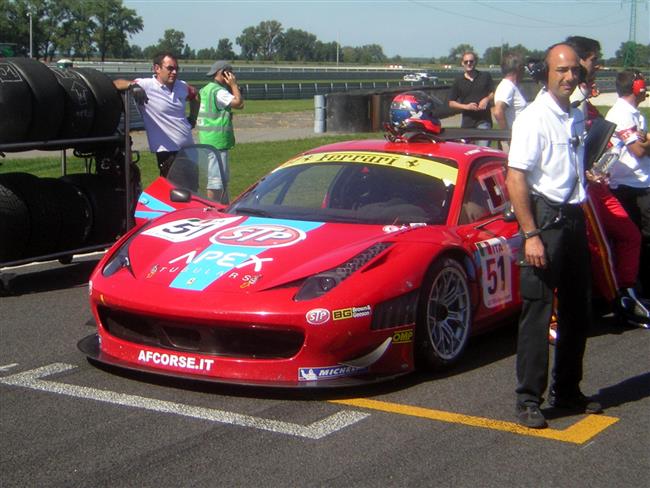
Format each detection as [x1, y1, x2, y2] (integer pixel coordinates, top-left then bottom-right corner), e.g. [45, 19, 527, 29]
[0, 60, 32, 143]
[61, 173, 125, 245]
[0, 172, 62, 257]
[39, 177, 93, 251]
[415, 257, 472, 370]
[0, 180, 30, 262]
[49, 67, 96, 139]
[5, 58, 64, 141]
[72, 68, 122, 136]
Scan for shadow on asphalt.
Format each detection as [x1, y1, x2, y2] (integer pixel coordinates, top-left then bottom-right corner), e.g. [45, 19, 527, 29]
[0, 258, 99, 296]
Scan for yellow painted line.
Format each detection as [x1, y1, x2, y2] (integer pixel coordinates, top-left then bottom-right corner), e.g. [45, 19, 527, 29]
[330, 398, 619, 444]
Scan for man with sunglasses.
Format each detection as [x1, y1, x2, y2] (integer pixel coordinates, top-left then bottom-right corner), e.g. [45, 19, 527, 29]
[448, 51, 494, 145]
[114, 52, 200, 176]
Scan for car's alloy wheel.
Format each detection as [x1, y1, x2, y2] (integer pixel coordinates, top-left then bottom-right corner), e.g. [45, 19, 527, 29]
[416, 258, 471, 369]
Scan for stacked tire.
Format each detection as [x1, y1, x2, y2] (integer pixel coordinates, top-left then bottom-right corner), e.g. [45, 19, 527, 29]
[0, 58, 127, 263]
[0, 58, 122, 145]
[0, 172, 126, 262]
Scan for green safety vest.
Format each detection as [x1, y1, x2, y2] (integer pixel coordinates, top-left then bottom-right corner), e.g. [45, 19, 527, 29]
[197, 82, 235, 150]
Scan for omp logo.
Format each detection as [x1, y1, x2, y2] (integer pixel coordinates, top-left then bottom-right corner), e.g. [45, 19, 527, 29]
[210, 224, 306, 248]
[392, 329, 414, 344]
[306, 308, 330, 325]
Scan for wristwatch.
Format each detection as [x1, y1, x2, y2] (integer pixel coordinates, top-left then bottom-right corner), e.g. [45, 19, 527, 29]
[522, 228, 542, 239]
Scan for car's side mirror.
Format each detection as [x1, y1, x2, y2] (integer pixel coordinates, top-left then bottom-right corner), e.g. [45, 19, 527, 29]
[502, 202, 516, 222]
[170, 188, 191, 203]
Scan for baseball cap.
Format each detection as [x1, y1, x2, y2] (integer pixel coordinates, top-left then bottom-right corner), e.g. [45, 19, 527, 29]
[206, 60, 233, 77]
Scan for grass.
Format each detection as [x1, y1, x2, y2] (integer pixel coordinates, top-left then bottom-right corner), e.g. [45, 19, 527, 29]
[1, 133, 382, 197]
[239, 99, 313, 114]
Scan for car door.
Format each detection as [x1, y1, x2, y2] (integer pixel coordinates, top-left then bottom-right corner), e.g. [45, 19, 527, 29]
[455, 157, 522, 327]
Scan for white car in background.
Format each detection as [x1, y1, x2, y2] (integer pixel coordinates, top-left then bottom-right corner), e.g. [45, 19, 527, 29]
[403, 72, 437, 84]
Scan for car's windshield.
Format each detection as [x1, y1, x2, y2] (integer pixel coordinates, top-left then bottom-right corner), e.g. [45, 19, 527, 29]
[228, 152, 457, 225]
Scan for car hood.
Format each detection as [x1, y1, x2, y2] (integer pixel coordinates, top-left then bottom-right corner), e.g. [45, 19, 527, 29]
[125, 209, 426, 293]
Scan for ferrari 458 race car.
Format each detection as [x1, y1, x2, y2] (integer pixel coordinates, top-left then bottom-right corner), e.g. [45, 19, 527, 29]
[79, 137, 524, 387]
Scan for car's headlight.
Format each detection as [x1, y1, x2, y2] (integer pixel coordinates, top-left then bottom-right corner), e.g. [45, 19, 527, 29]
[294, 242, 392, 301]
[102, 232, 139, 277]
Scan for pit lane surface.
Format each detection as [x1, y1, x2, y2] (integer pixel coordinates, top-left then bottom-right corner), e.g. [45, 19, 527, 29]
[1, 256, 648, 487]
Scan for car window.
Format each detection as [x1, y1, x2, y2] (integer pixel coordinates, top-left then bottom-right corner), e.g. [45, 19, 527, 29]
[231, 160, 456, 225]
[459, 159, 508, 225]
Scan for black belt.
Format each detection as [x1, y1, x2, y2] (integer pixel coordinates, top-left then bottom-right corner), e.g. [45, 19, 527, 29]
[530, 193, 582, 212]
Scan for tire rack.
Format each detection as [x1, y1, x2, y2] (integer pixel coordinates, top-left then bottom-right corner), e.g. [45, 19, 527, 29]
[0, 91, 134, 271]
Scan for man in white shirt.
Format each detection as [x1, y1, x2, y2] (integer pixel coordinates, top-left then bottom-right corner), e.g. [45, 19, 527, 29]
[506, 43, 602, 429]
[493, 53, 527, 133]
[605, 70, 650, 295]
[114, 52, 200, 175]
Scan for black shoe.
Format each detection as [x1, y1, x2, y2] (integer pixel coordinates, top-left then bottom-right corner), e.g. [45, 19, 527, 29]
[616, 289, 650, 328]
[516, 404, 548, 429]
[549, 391, 603, 414]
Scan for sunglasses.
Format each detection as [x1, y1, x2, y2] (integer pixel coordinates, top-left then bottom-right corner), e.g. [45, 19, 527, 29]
[462, 60, 475, 65]
[163, 65, 178, 72]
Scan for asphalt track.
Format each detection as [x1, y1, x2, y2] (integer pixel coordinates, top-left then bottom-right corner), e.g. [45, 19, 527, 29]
[1, 104, 649, 486]
[1, 254, 649, 488]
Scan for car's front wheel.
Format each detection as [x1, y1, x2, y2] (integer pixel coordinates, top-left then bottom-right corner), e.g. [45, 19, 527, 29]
[416, 257, 472, 369]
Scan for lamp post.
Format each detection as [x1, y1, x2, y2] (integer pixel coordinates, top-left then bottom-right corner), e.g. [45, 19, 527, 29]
[27, 11, 33, 58]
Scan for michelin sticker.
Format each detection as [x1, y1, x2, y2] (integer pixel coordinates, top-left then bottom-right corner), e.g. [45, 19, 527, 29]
[298, 365, 367, 381]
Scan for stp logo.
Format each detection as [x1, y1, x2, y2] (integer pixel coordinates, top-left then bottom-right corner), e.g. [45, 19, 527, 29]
[306, 308, 330, 325]
[211, 224, 306, 248]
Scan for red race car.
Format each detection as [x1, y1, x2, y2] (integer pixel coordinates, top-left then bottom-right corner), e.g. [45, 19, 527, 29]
[79, 136, 523, 387]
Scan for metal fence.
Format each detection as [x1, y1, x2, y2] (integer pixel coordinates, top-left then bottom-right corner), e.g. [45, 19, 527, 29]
[239, 80, 436, 100]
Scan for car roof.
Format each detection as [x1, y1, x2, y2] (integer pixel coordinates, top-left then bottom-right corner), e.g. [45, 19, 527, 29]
[305, 138, 504, 169]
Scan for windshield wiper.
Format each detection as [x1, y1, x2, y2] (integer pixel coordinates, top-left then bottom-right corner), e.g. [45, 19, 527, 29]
[232, 206, 271, 217]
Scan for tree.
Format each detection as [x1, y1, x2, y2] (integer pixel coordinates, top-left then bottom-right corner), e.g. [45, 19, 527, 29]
[215, 38, 235, 60]
[156, 28, 186, 57]
[616, 41, 650, 67]
[483, 43, 530, 67]
[59, 0, 97, 60]
[196, 47, 216, 60]
[279, 28, 316, 61]
[181, 43, 194, 59]
[236, 20, 283, 60]
[446, 43, 476, 64]
[92, 0, 143, 60]
[313, 40, 338, 62]
[356, 44, 386, 64]
[236, 26, 260, 60]
[257, 20, 283, 60]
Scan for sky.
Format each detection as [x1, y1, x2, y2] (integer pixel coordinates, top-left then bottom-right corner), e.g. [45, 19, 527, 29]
[123, 0, 650, 61]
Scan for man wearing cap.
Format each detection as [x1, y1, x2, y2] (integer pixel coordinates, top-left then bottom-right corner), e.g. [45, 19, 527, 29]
[114, 52, 199, 176]
[198, 60, 244, 202]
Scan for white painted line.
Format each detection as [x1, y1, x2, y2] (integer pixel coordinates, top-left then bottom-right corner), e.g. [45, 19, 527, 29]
[0, 363, 369, 439]
[0, 363, 19, 372]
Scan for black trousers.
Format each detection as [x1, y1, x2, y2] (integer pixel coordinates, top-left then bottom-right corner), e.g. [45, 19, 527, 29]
[516, 196, 592, 407]
[610, 185, 650, 295]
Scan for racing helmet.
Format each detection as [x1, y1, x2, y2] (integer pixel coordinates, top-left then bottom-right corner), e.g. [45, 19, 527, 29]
[389, 91, 442, 135]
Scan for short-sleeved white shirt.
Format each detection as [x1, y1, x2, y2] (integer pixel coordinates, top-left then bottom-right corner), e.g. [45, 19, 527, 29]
[605, 97, 650, 189]
[494, 78, 527, 129]
[216, 88, 235, 109]
[135, 76, 194, 153]
[508, 90, 587, 204]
